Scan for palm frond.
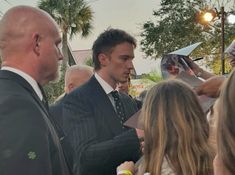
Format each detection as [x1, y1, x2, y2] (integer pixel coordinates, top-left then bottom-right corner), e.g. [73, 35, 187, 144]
[38, 0, 93, 39]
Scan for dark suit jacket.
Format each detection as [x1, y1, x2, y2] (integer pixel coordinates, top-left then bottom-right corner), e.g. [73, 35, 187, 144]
[0, 70, 71, 175]
[49, 95, 74, 172]
[50, 95, 66, 128]
[63, 76, 141, 175]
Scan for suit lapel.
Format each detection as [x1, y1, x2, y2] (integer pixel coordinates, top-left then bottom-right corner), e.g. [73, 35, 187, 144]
[88, 76, 125, 135]
[0, 70, 49, 116]
[0, 70, 66, 139]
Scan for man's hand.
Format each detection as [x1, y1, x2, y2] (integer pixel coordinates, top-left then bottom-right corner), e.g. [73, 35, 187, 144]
[135, 128, 144, 153]
[135, 128, 144, 140]
[184, 56, 214, 80]
[195, 76, 225, 98]
[184, 56, 202, 75]
[117, 161, 135, 175]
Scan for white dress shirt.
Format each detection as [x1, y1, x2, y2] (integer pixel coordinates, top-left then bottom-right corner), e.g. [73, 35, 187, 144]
[94, 73, 116, 109]
[1, 66, 43, 100]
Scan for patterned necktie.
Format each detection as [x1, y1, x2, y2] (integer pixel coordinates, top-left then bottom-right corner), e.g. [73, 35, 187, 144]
[111, 90, 126, 125]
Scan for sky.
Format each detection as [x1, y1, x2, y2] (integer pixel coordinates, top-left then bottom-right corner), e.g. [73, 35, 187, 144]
[0, 0, 161, 74]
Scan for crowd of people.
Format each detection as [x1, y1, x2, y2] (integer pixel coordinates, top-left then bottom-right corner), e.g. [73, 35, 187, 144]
[0, 5, 235, 175]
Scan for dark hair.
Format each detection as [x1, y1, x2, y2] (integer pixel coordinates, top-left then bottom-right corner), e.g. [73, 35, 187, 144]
[92, 28, 136, 70]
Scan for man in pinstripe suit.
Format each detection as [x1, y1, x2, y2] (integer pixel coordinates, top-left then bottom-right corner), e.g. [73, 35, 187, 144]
[63, 28, 142, 175]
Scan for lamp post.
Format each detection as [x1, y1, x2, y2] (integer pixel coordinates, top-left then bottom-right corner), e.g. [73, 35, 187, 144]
[221, 6, 225, 75]
[198, 7, 235, 75]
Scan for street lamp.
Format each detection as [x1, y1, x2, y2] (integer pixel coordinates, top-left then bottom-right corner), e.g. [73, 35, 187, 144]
[220, 7, 225, 75]
[197, 7, 235, 75]
[227, 13, 235, 24]
[203, 12, 215, 22]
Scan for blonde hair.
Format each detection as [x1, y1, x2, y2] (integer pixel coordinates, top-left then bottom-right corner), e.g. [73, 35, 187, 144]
[138, 80, 214, 175]
[217, 70, 235, 174]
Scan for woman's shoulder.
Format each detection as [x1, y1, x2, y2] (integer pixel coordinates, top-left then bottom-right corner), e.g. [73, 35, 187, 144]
[213, 155, 231, 175]
[161, 158, 176, 175]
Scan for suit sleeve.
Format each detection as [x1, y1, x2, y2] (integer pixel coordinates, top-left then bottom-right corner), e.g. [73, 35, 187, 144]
[0, 95, 53, 175]
[63, 92, 141, 170]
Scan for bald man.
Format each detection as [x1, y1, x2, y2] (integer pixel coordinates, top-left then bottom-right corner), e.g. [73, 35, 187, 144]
[0, 6, 71, 175]
[50, 65, 93, 127]
[49, 65, 93, 173]
[64, 65, 93, 94]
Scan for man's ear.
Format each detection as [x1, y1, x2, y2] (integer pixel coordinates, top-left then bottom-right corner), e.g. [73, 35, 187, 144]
[68, 83, 74, 93]
[98, 53, 109, 67]
[33, 33, 41, 56]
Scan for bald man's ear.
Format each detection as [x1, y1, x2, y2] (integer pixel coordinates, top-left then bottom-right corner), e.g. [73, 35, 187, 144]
[0, 40, 6, 50]
[68, 83, 75, 93]
[33, 33, 41, 56]
[98, 53, 109, 67]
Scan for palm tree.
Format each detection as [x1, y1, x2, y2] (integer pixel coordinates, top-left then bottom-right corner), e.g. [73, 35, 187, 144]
[38, 0, 93, 103]
[38, 0, 93, 66]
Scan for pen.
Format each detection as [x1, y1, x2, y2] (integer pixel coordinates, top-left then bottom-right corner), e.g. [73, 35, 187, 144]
[193, 57, 203, 61]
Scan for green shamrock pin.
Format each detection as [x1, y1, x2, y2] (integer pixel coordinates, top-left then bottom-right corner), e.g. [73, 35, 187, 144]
[28, 151, 37, 160]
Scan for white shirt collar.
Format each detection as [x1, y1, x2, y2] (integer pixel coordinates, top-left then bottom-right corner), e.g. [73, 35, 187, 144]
[94, 73, 114, 94]
[1, 66, 43, 100]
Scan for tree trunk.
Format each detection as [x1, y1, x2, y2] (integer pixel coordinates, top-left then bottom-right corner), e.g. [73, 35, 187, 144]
[62, 32, 69, 67]
[61, 32, 69, 75]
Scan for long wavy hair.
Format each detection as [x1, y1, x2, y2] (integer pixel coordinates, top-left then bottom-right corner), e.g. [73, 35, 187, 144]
[138, 80, 214, 175]
[217, 70, 235, 175]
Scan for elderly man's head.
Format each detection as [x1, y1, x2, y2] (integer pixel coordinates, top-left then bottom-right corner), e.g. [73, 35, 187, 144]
[0, 6, 62, 85]
[64, 65, 93, 93]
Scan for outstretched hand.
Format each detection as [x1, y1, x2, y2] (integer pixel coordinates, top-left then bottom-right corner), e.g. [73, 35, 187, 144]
[117, 161, 135, 175]
[184, 56, 202, 75]
[195, 76, 225, 98]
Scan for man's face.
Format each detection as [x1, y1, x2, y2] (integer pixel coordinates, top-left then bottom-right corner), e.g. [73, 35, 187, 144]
[39, 25, 63, 83]
[104, 42, 134, 84]
[69, 71, 93, 92]
[117, 81, 129, 94]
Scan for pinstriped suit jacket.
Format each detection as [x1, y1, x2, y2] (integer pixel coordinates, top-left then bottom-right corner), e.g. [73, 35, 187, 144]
[0, 70, 71, 175]
[63, 75, 141, 175]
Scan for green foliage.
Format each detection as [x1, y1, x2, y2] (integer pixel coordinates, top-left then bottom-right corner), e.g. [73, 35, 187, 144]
[38, 0, 93, 103]
[85, 56, 94, 67]
[141, 0, 207, 58]
[38, 0, 93, 39]
[44, 80, 64, 104]
[141, 0, 235, 74]
[44, 64, 66, 104]
[141, 71, 163, 82]
[38, 0, 93, 63]
[210, 57, 232, 75]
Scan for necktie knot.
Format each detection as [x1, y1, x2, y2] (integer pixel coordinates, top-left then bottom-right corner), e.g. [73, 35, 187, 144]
[111, 90, 120, 100]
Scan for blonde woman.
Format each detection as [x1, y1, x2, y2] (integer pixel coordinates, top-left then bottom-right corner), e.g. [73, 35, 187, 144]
[117, 80, 214, 175]
[214, 70, 235, 175]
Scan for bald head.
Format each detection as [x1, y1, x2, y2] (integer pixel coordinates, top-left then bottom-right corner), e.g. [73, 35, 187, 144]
[0, 6, 63, 85]
[65, 65, 93, 93]
[0, 6, 57, 54]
